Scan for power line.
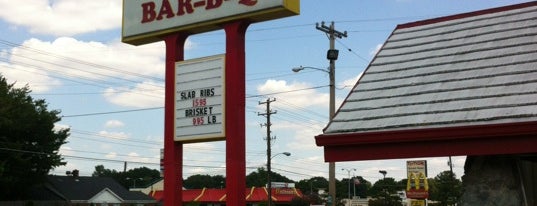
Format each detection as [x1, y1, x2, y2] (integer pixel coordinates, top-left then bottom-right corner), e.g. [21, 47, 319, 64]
[0, 39, 164, 82]
[62, 107, 163, 118]
[61, 85, 330, 118]
[336, 38, 370, 63]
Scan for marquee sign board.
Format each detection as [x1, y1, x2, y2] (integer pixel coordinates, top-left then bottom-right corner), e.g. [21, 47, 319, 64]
[122, 0, 300, 45]
[175, 54, 225, 142]
[406, 160, 429, 199]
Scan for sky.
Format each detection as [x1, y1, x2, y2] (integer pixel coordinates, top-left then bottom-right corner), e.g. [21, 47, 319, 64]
[0, 0, 532, 185]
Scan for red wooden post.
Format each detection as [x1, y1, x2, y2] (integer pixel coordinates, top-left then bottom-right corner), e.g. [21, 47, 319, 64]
[224, 21, 250, 206]
[163, 33, 189, 206]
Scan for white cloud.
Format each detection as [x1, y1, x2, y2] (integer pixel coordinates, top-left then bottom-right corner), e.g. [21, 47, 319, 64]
[9, 37, 165, 80]
[98, 130, 129, 140]
[0, 62, 62, 92]
[339, 72, 363, 91]
[282, 121, 324, 151]
[184, 142, 216, 152]
[370, 43, 384, 57]
[105, 152, 117, 159]
[103, 81, 164, 108]
[54, 123, 70, 132]
[59, 146, 74, 156]
[105, 120, 125, 128]
[0, 0, 122, 36]
[257, 79, 329, 109]
[1, 37, 168, 104]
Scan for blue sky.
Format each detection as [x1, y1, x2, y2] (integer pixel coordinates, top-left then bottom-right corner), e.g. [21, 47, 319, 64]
[0, 0, 531, 183]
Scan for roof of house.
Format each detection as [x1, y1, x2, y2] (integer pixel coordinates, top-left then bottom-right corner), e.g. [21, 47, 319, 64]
[316, 1, 537, 161]
[30, 176, 156, 202]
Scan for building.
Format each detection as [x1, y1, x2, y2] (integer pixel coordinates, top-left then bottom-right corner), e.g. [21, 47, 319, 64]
[26, 173, 157, 205]
[315, 1, 537, 205]
[150, 187, 303, 205]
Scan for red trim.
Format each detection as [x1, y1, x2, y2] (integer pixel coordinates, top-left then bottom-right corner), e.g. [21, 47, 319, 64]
[163, 34, 189, 206]
[397, 1, 537, 29]
[151, 188, 303, 203]
[316, 121, 537, 161]
[224, 21, 250, 206]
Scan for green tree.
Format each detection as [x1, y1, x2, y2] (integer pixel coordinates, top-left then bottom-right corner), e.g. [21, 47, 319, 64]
[92, 165, 161, 189]
[184, 174, 225, 189]
[92, 164, 117, 177]
[245, 167, 293, 187]
[339, 176, 371, 199]
[368, 178, 403, 206]
[295, 176, 328, 195]
[429, 171, 462, 206]
[0, 76, 69, 200]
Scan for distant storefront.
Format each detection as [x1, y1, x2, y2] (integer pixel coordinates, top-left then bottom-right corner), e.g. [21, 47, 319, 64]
[150, 187, 303, 205]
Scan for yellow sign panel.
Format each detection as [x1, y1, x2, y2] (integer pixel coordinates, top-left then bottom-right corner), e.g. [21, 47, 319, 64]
[406, 160, 429, 199]
[410, 199, 425, 206]
[123, 0, 300, 45]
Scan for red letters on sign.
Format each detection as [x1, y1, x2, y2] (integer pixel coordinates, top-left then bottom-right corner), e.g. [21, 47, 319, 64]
[157, 0, 176, 20]
[178, 0, 195, 16]
[192, 98, 207, 107]
[193, 117, 204, 125]
[141, 2, 156, 23]
[140, 0, 257, 24]
[206, 0, 223, 10]
[239, 0, 257, 6]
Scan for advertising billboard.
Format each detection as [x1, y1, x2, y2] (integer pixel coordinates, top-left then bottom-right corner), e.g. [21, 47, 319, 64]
[406, 160, 429, 199]
[175, 54, 225, 142]
[123, 0, 300, 45]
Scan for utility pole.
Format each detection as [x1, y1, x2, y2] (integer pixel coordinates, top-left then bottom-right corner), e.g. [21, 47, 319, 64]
[448, 156, 454, 175]
[316, 21, 347, 206]
[258, 98, 277, 206]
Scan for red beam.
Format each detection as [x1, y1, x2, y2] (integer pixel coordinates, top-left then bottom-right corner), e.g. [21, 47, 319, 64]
[163, 33, 189, 206]
[224, 21, 250, 206]
[316, 121, 537, 162]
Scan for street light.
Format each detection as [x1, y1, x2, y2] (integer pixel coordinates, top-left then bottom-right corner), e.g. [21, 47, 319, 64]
[293, 65, 336, 205]
[291, 66, 329, 73]
[268, 152, 291, 206]
[342, 168, 356, 201]
[379, 170, 387, 180]
[378, 170, 388, 205]
[309, 179, 317, 195]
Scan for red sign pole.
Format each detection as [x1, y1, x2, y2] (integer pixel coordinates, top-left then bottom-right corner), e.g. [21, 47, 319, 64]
[164, 33, 189, 206]
[224, 20, 250, 206]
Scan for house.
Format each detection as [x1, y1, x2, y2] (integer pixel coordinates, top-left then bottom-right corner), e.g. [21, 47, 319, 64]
[315, 1, 537, 205]
[27, 172, 157, 206]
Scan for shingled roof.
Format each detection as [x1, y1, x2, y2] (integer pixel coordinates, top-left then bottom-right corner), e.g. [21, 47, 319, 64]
[316, 1, 537, 161]
[30, 176, 156, 204]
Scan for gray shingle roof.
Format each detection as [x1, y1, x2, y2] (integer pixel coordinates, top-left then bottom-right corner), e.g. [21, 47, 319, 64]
[324, 2, 537, 134]
[44, 176, 155, 202]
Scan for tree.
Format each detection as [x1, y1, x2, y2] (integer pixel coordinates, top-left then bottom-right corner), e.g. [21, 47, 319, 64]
[0, 76, 69, 200]
[245, 167, 293, 187]
[429, 171, 462, 206]
[295, 176, 328, 195]
[184, 174, 225, 189]
[92, 165, 161, 188]
[92, 164, 117, 177]
[368, 178, 403, 206]
[339, 176, 371, 199]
